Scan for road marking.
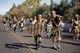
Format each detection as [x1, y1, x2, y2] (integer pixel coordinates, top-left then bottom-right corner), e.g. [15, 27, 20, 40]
[10, 31, 36, 53]
[0, 23, 36, 53]
[10, 32, 25, 43]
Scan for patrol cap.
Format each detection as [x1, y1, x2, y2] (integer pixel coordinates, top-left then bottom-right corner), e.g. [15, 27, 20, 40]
[76, 14, 78, 17]
[38, 14, 42, 17]
[52, 10, 56, 14]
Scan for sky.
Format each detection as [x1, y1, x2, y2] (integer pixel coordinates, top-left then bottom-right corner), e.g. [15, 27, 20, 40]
[0, 0, 70, 15]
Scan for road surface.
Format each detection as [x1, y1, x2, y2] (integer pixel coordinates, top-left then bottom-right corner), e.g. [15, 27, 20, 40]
[0, 23, 80, 53]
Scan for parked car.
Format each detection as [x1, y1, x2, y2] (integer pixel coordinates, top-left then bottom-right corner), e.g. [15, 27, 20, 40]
[61, 23, 73, 32]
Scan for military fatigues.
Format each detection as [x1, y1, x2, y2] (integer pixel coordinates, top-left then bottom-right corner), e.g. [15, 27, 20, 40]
[33, 19, 43, 49]
[72, 20, 79, 40]
[51, 16, 61, 41]
[46, 21, 53, 38]
[34, 33, 42, 49]
[49, 15, 62, 49]
[12, 19, 18, 32]
[19, 21, 24, 32]
[37, 20, 43, 34]
[3, 19, 7, 31]
[31, 19, 37, 35]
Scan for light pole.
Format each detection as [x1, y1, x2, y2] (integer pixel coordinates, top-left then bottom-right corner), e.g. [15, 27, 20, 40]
[50, 0, 53, 13]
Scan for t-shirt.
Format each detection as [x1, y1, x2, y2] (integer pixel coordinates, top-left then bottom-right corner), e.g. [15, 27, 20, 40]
[51, 16, 60, 28]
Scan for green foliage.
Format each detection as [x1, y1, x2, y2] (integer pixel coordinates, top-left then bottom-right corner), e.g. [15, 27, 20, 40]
[9, 3, 19, 16]
[53, 0, 69, 16]
[9, 0, 41, 18]
[35, 3, 50, 18]
[8, 0, 80, 21]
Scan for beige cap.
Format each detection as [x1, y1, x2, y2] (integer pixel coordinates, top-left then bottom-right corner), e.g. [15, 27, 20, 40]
[52, 11, 56, 14]
[76, 14, 78, 17]
[38, 14, 42, 17]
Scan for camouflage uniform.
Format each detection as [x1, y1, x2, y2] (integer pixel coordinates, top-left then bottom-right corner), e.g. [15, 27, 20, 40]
[33, 19, 43, 49]
[50, 15, 61, 41]
[72, 19, 79, 40]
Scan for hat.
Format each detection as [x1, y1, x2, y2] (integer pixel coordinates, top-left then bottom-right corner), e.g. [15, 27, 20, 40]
[38, 14, 42, 17]
[52, 11, 56, 14]
[76, 14, 78, 17]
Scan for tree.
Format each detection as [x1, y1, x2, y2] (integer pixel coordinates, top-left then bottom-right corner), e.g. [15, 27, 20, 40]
[57, 0, 69, 16]
[23, 0, 41, 17]
[24, 0, 41, 8]
[35, 3, 50, 18]
[9, 0, 41, 18]
[76, 7, 80, 15]
[0, 15, 4, 20]
[9, 3, 19, 17]
[67, 0, 80, 18]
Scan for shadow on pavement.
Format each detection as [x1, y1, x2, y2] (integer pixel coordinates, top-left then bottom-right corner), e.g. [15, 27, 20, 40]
[5, 43, 36, 50]
[23, 35, 32, 38]
[5, 43, 27, 49]
[40, 45, 57, 50]
[5, 43, 57, 50]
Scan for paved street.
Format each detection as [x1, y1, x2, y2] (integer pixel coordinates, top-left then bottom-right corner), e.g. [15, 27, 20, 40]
[0, 23, 80, 53]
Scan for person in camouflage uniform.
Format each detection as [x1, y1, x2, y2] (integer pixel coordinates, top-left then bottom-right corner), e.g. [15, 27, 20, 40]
[72, 15, 80, 40]
[2, 18, 7, 31]
[32, 16, 37, 35]
[12, 16, 18, 32]
[33, 15, 43, 50]
[50, 11, 62, 49]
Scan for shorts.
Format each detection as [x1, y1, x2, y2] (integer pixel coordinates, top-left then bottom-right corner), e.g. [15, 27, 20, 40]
[52, 28, 61, 41]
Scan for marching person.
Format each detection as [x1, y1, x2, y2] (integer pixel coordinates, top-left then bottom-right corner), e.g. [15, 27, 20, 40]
[12, 16, 18, 32]
[32, 15, 37, 35]
[34, 33, 42, 50]
[33, 15, 43, 50]
[9, 16, 12, 28]
[37, 14, 44, 35]
[46, 20, 53, 39]
[46, 13, 53, 39]
[50, 10, 62, 49]
[19, 17, 25, 32]
[72, 15, 80, 40]
[2, 18, 7, 31]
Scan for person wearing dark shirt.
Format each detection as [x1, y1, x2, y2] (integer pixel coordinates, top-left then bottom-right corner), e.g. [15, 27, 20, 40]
[72, 15, 79, 40]
[50, 11, 62, 49]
